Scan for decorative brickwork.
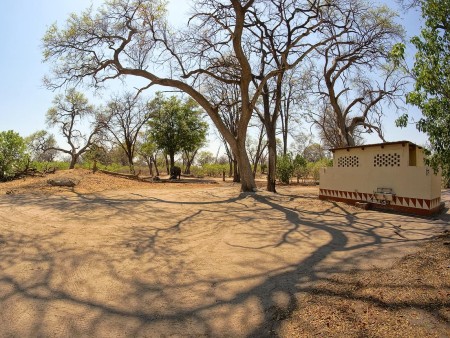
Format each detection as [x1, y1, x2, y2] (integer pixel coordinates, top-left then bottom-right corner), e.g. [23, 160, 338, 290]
[337, 156, 359, 167]
[373, 153, 400, 167]
[319, 188, 442, 215]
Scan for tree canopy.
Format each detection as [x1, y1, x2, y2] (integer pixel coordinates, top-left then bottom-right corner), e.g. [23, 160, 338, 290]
[397, 0, 449, 178]
[148, 94, 208, 168]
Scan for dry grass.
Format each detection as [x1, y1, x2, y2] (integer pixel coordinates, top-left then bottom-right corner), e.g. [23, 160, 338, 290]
[280, 233, 450, 337]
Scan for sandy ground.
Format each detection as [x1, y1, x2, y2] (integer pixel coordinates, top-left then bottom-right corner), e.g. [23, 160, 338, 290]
[0, 170, 449, 337]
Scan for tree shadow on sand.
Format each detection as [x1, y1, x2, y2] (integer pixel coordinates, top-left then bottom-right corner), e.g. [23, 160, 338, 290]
[0, 189, 448, 336]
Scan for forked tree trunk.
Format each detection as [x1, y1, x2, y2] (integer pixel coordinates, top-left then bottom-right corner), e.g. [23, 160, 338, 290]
[169, 152, 175, 169]
[233, 138, 256, 192]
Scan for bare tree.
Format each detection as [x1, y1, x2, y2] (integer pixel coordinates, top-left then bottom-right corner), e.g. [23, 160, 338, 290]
[100, 92, 150, 173]
[396, 0, 421, 10]
[248, 0, 357, 192]
[315, 103, 364, 149]
[206, 82, 242, 182]
[42, 0, 249, 190]
[246, 121, 267, 178]
[46, 89, 102, 169]
[183, 147, 202, 175]
[279, 71, 310, 156]
[25, 130, 58, 163]
[307, 1, 408, 147]
[42, 0, 343, 192]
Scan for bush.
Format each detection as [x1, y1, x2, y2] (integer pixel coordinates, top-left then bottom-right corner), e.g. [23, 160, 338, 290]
[276, 155, 294, 184]
[203, 163, 227, 177]
[0, 131, 27, 180]
[308, 158, 333, 182]
[293, 155, 308, 182]
[189, 165, 205, 177]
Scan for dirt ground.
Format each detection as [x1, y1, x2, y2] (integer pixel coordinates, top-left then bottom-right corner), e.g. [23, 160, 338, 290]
[0, 169, 449, 337]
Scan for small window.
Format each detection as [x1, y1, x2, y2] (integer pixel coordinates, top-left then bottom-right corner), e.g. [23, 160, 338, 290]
[337, 155, 359, 167]
[373, 153, 400, 167]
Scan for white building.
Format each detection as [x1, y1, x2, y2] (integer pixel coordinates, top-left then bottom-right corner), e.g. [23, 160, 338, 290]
[319, 141, 443, 215]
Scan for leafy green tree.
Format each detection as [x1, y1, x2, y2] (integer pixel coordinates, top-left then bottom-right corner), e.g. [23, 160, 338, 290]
[0, 131, 27, 180]
[276, 154, 294, 184]
[307, 158, 332, 182]
[197, 151, 215, 167]
[83, 144, 110, 172]
[148, 94, 208, 169]
[293, 154, 308, 183]
[397, 0, 450, 180]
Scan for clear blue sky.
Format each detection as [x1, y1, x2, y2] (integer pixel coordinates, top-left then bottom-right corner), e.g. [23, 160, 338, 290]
[0, 0, 427, 149]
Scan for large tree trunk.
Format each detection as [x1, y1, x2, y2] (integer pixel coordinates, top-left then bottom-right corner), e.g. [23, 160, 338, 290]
[69, 154, 78, 169]
[223, 141, 234, 178]
[169, 152, 175, 169]
[261, 81, 278, 193]
[234, 138, 256, 191]
[345, 130, 356, 147]
[184, 162, 191, 175]
[127, 152, 135, 174]
[266, 124, 277, 193]
[146, 159, 153, 176]
[153, 157, 160, 176]
[232, 158, 240, 182]
[282, 131, 288, 156]
[252, 126, 265, 178]
[183, 149, 197, 175]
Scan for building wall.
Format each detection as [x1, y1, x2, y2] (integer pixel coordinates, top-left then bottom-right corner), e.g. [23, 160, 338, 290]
[333, 143, 410, 169]
[320, 143, 442, 215]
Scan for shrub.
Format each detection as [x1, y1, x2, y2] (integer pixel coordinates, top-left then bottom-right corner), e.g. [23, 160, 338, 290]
[0, 131, 27, 180]
[203, 163, 227, 177]
[276, 155, 294, 184]
[308, 158, 333, 182]
[293, 155, 308, 182]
